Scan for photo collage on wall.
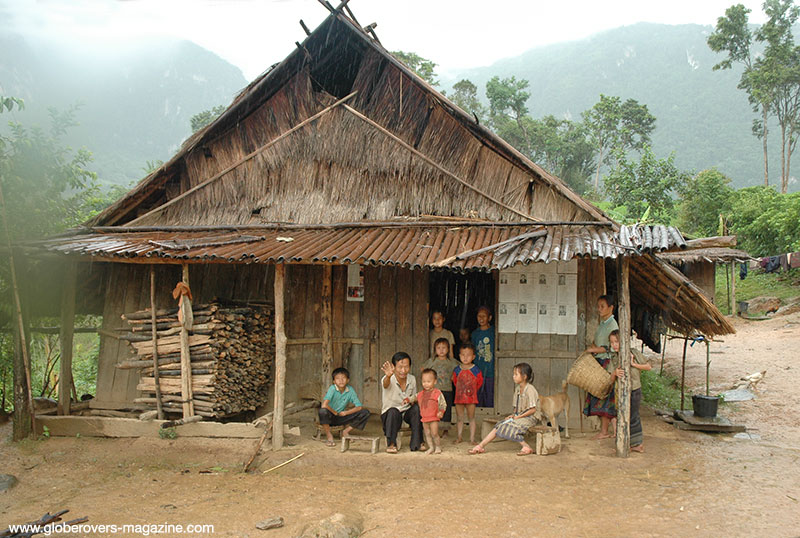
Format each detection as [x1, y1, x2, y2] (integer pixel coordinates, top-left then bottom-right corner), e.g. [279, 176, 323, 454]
[498, 260, 577, 334]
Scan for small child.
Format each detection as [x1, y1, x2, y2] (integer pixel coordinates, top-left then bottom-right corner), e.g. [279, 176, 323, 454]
[429, 310, 455, 358]
[608, 330, 652, 452]
[414, 368, 447, 454]
[421, 337, 458, 436]
[452, 342, 483, 444]
[471, 306, 495, 407]
[469, 363, 539, 455]
[318, 367, 370, 447]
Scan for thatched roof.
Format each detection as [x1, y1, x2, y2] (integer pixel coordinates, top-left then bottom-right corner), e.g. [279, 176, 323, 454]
[89, 9, 610, 228]
[657, 247, 752, 264]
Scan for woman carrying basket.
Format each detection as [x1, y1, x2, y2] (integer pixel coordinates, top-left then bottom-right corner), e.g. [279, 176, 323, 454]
[583, 295, 624, 440]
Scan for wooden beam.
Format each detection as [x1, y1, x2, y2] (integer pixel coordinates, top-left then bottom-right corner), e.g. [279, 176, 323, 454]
[615, 256, 631, 458]
[272, 264, 288, 450]
[58, 262, 77, 415]
[682, 235, 737, 250]
[321, 266, 333, 397]
[150, 266, 165, 420]
[730, 261, 736, 316]
[180, 264, 194, 417]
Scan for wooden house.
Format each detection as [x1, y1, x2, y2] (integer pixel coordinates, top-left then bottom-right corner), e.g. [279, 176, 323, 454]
[35, 7, 733, 446]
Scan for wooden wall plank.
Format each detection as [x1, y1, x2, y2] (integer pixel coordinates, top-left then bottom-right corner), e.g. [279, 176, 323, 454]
[395, 267, 414, 374]
[332, 266, 346, 368]
[411, 269, 429, 380]
[362, 266, 381, 409]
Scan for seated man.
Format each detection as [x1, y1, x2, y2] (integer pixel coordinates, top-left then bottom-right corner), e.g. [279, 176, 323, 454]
[318, 367, 370, 447]
[380, 352, 422, 453]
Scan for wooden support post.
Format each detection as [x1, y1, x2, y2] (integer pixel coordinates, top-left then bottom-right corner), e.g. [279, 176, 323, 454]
[57, 261, 77, 415]
[150, 266, 165, 420]
[615, 257, 631, 458]
[180, 264, 194, 417]
[321, 266, 333, 397]
[680, 337, 688, 411]
[705, 339, 711, 396]
[730, 261, 736, 315]
[272, 264, 288, 450]
[725, 263, 731, 315]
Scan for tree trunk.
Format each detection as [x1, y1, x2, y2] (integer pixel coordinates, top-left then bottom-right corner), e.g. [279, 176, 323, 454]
[12, 309, 33, 441]
[615, 257, 631, 458]
[781, 123, 787, 193]
[58, 261, 77, 415]
[762, 106, 769, 187]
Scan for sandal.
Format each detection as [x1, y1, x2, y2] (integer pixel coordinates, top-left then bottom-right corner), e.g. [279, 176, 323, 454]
[386, 445, 398, 454]
[325, 440, 336, 447]
[517, 447, 534, 456]
[468, 445, 485, 455]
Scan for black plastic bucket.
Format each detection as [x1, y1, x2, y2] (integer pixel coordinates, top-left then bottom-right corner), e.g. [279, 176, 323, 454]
[692, 394, 719, 418]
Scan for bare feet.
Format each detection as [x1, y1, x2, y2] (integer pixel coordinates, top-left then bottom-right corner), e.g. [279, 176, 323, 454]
[425, 445, 434, 455]
[592, 432, 612, 440]
[631, 444, 645, 453]
[454, 437, 463, 444]
[434, 446, 442, 454]
[441, 429, 449, 438]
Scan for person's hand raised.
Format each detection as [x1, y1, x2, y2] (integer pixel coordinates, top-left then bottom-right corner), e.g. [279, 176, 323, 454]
[381, 360, 394, 378]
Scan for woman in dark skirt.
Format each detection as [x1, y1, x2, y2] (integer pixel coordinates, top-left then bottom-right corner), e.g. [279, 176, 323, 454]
[583, 353, 623, 440]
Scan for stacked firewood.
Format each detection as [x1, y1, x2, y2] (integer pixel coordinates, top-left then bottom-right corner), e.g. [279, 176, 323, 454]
[117, 302, 273, 418]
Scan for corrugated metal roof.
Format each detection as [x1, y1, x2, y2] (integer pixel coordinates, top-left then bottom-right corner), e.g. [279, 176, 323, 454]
[36, 223, 685, 271]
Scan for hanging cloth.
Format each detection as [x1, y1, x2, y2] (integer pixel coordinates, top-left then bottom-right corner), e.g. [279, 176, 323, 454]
[172, 281, 194, 330]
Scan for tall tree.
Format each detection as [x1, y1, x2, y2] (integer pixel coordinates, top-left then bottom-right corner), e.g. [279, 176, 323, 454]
[754, 0, 800, 193]
[676, 169, 735, 237]
[391, 51, 439, 87]
[582, 95, 655, 191]
[450, 79, 486, 122]
[708, 4, 771, 187]
[603, 146, 689, 223]
[486, 76, 532, 151]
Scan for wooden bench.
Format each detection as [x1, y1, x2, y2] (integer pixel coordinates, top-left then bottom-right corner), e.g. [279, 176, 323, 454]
[480, 419, 562, 455]
[340, 435, 381, 454]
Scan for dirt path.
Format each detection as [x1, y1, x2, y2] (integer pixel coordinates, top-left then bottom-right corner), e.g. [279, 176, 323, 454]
[1, 314, 799, 537]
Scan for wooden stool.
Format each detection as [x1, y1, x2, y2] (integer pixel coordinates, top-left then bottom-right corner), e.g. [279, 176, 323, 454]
[341, 435, 380, 454]
[313, 422, 344, 441]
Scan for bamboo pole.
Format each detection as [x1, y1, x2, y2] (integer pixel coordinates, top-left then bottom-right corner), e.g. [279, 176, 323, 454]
[321, 266, 333, 398]
[180, 264, 194, 417]
[0, 179, 34, 439]
[272, 263, 288, 450]
[680, 337, 688, 411]
[615, 256, 631, 458]
[57, 261, 77, 415]
[150, 266, 165, 419]
[730, 261, 736, 315]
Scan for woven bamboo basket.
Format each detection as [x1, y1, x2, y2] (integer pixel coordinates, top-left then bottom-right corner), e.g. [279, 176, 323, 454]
[567, 352, 614, 399]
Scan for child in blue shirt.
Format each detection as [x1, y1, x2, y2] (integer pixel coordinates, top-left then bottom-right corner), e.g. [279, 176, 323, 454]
[471, 306, 495, 407]
[318, 367, 370, 447]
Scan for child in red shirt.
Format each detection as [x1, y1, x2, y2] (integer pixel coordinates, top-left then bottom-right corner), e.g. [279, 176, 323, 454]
[452, 343, 484, 445]
[414, 368, 447, 454]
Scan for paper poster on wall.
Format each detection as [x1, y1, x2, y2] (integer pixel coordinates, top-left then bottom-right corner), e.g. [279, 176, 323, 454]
[556, 274, 578, 305]
[346, 264, 364, 302]
[498, 302, 518, 333]
[499, 271, 519, 302]
[517, 302, 538, 333]
[518, 269, 537, 302]
[557, 259, 578, 274]
[556, 304, 578, 335]
[537, 303, 555, 334]
[536, 273, 557, 303]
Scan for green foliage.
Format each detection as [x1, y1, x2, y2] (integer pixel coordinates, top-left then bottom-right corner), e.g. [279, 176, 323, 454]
[677, 168, 734, 237]
[714, 265, 800, 315]
[708, 4, 755, 72]
[0, 96, 24, 114]
[391, 51, 439, 87]
[159, 427, 178, 440]
[450, 79, 486, 122]
[190, 105, 226, 133]
[603, 146, 689, 223]
[641, 370, 684, 410]
[727, 186, 800, 256]
[143, 160, 165, 175]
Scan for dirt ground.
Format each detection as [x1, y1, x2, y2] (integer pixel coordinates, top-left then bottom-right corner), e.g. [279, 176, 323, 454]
[2, 313, 799, 537]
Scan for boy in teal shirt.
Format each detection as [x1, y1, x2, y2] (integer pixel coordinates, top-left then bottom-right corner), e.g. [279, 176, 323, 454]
[318, 367, 370, 446]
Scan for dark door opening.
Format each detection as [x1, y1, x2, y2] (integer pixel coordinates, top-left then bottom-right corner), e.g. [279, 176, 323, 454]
[429, 270, 496, 406]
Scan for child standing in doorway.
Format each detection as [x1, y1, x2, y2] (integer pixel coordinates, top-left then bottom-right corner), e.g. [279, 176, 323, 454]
[422, 337, 458, 436]
[414, 368, 447, 454]
[452, 342, 483, 444]
[429, 310, 455, 359]
[471, 306, 495, 407]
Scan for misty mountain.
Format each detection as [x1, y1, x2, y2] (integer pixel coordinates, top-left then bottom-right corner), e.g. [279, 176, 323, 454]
[446, 22, 793, 191]
[0, 31, 247, 187]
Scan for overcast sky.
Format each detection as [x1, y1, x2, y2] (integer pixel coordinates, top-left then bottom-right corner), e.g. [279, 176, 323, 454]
[4, 0, 768, 80]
